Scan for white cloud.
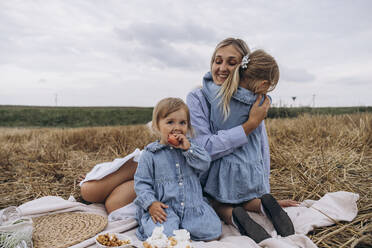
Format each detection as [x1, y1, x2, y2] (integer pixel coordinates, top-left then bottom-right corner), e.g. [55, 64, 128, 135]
[280, 66, 316, 83]
[0, 0, 371, 107]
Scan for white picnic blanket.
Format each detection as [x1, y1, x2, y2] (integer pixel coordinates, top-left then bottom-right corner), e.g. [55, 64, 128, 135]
[39, 149, 359, 247]
[13, 191, 359, 248]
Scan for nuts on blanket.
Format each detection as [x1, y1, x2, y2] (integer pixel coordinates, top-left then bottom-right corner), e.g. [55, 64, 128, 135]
[96, 233, 131, 247]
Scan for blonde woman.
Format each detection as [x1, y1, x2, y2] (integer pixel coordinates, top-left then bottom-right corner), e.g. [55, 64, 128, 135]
[186, 38, 298, 243]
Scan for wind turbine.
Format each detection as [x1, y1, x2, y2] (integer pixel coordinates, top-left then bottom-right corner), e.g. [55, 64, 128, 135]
[291, 96, 296, 107]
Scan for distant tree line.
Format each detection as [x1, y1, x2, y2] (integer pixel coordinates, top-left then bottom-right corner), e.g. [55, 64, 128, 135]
[267, 106, 372, 118]
[0, 105, 371, 127]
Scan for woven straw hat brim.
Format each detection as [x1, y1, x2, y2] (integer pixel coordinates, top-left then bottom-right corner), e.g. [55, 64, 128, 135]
[32, 212, 107, 248]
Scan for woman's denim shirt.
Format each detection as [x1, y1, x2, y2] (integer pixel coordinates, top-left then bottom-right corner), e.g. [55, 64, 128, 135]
[134, 141, 211, 211]
[186, 72, 270, 203]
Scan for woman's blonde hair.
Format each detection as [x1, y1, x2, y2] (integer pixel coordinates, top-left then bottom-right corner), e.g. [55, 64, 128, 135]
[218, 49, 279, 119]
[151, 97, 193, 137]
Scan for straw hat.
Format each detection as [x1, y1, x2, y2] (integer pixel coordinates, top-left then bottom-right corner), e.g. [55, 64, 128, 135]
[32, 212, 107, 248]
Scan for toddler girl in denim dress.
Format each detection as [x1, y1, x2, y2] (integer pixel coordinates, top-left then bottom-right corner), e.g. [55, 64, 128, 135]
[134, 97, 222, 241]
[200, 50, 296, 242]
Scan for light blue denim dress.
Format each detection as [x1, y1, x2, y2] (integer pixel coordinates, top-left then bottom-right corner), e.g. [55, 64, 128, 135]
[186, 72, 270, 204]
[134, 141, 222, 241]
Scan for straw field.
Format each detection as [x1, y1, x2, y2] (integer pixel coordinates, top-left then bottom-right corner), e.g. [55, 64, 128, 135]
[1, 113, 371, 247]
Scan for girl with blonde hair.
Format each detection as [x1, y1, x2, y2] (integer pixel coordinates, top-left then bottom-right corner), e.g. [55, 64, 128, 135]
[134, 97, 221, 241]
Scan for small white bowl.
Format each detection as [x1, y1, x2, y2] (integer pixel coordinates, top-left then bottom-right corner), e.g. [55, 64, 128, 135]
[95, 233, 133, 248]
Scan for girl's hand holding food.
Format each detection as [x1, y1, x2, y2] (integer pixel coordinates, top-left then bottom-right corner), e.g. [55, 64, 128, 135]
[168, 134, 190, 151]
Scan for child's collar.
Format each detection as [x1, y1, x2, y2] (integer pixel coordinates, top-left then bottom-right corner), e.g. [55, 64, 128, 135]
[145, 141, 168, 152]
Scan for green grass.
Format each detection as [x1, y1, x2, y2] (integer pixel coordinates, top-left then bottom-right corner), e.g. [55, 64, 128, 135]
[0, 105, 371, 127]
[267, 106, 372, 118]
[0, 105, 153, 127]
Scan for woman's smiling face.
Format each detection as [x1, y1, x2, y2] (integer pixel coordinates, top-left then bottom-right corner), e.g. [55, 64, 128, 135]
[211, 45, 242, 85]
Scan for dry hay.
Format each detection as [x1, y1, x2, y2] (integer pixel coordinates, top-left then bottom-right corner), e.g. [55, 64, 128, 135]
[1, 114, 371, 247]
[0, 125, 156, 205]
[267, 113, 372, 247]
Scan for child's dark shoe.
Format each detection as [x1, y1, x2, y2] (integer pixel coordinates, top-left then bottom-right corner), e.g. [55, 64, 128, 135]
[232, 206, 271, 243]
[260, 194, 295, 237]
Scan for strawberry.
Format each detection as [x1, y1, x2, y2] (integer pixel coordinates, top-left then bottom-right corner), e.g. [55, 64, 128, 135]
[167, 134, 179, 146]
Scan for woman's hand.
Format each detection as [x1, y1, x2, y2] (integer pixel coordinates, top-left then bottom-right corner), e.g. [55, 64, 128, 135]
[242, 94, 270, 135]
[170, 134, 191, 151]
[149, 201, 168, 223]
[278, 199, 300, 208]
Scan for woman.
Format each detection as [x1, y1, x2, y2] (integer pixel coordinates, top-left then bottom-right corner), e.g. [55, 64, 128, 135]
[186, 38, 298, 242]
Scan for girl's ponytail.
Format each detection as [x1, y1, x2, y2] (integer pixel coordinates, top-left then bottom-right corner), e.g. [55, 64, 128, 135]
[218, 49, 279, 121]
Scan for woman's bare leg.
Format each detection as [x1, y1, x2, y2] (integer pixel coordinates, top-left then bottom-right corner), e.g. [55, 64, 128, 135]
[80, 158, 138, 203]
[243, 198, 299, 213]
[105, 180, 136, 214]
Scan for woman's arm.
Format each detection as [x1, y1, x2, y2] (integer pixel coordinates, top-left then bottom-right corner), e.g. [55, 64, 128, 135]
[187, 90, 270, 161]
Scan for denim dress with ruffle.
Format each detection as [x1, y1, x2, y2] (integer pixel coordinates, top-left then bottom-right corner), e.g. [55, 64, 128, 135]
[201, 73, 270, 204]
[134, 141, 222, 241]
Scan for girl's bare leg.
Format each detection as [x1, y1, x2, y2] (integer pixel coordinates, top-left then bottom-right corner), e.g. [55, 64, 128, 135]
[209, 198, 262, 226]
[243, 198, 299, 213]
[105, 180, 136, 214]
[209, 199, 234, 225]
[242, 198, 262, 213]
[80, 158, 138, 203]
[211, 199, 262, 225]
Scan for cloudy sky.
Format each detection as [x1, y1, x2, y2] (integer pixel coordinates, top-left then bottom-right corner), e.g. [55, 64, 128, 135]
[1, 0, 371, 107]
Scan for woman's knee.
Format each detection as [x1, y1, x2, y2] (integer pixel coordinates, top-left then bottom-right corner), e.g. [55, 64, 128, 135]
[104, 181, 136, 213]
[80, 181, 106, 203]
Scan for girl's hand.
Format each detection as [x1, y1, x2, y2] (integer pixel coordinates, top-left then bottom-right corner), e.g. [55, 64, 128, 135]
[149, 201, 168, 223]
[242, 94, 270, 135]
[278, 199, 300, 208]
[170, 134, 191, 151]
[250, 94, 270, 125]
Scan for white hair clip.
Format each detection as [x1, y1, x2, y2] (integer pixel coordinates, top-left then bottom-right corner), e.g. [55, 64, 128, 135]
[241, 54, 250, 69]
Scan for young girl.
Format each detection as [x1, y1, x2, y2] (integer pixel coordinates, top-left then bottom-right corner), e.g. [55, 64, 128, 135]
[134, 97, 222, 241]
[195, 46, 297, 242]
